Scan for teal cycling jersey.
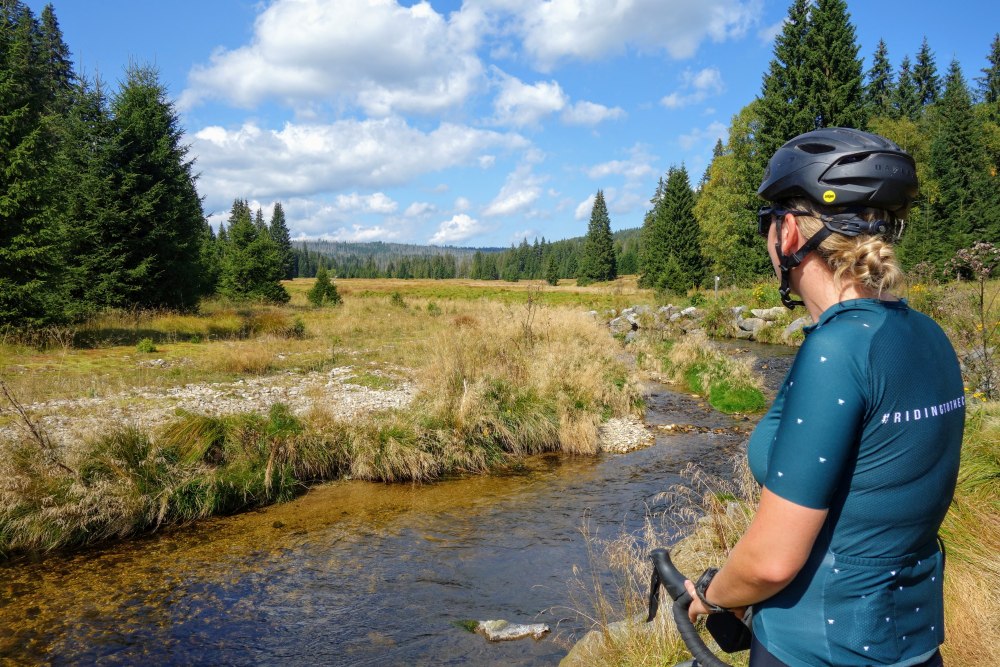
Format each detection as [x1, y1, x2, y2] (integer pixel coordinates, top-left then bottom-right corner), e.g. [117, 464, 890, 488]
[747, 299, 964, 667]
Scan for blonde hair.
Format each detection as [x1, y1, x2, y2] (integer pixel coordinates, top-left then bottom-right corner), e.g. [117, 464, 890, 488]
[785, 197, 904, 295]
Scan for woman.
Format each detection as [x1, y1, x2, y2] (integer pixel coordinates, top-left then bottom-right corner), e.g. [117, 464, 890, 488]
[684, 128, 965, 667]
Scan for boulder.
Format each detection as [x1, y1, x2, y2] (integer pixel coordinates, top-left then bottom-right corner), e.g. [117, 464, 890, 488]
[477, 619, 550, 642]
[782, 316, 812, 343]
[609, 316, 636, 334]
[680, 306, 701, 318]
[751, 306, 787, 321]
[730, 305, 748, 316]
[737, 317, 768, 335]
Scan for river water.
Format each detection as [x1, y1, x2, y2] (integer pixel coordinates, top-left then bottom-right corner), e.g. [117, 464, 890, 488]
[0, 345, 795, 666]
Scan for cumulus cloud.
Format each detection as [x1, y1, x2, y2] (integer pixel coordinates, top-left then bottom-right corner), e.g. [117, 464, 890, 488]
[678, 121, 728, 150]
[491, 70, 568, 127]
[574, 194, 596, 220]
[561, 100, 626, 125]
[511, 0, 761, 70]
[180, 0, 484, 115]
[429, 214, 489, 244]
[482, 163, 545, 217]
[661, 67, 725, 109]
[191, 117, 527, 211]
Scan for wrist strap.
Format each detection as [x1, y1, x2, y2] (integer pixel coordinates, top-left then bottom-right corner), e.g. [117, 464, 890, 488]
[694, 567, 728, 614]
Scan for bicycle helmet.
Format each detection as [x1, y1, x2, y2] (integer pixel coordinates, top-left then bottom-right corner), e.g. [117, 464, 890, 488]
[756, 128, 918, 309]
[758, 127, 917, 211]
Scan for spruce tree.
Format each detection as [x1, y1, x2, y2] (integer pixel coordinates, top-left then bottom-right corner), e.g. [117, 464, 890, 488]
[58, 75, 127, 316]
[977, 33, 1000, 107]
[0, 2, 63, 326]
[756, 0, 812, 175]
[219, 198, 290, 303]
[544, 256, 560, 286]
[268, 201, 295, 279]
[577, 190, 616, 284]
[639, 177, 669, 289]
[37, 4, 72, 111]
[109, 63, 207, 310]
[865, 39, 894, 119]
[660, 165, 705, 292]
[893, 56, 922, 120]
[307, 266, 341, 306]
[925, 61, 996, 269]
[913, 37, 941, 107]
[803, 0, 866, 129]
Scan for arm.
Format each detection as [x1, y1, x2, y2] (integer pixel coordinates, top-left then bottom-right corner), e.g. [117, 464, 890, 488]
[685, 488, 827, 622]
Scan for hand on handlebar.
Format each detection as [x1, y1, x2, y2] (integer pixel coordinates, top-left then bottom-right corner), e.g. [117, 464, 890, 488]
[683, 580, 747, 624]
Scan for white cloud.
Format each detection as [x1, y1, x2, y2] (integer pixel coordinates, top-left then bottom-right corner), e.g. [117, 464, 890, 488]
[404, 202, 436, 217]
[511, 229, 540, 242]
[678, 121, 728, 150]
[491, 70, 568, 127]
[661, 67, 725, 108]
[482, 163, 545, 217]
[454, 196, 472, 212]
[758, 18, 785, 44]
[180, 0, 484, 115]
[429, 214, 488, 244]
[584, 144, 656, 181]
[191, 117, 527, 211]
[478, 154, 497, 168]
[511, 0, 762, 70]
[334, 192, 398, 214]
[574, 194, 596, 220]
[561, 100, 626, 125]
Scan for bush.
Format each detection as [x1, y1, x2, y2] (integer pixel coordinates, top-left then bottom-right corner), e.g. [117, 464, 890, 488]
[307, 267, 342, 307]
[136, 338, 157, 353]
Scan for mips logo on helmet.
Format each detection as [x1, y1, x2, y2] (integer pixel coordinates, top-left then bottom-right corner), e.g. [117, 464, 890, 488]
[822, 190, 836, 203]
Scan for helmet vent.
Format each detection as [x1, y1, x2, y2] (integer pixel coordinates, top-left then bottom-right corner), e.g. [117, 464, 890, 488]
[797, 142, 835, 154]
[835, 154, 867, 165]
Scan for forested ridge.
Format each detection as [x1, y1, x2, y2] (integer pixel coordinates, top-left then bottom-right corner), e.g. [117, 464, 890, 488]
[1, 0, 997, 330]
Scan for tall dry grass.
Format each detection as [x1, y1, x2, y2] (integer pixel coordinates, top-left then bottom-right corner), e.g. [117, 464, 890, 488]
[0, 297, 642, 558]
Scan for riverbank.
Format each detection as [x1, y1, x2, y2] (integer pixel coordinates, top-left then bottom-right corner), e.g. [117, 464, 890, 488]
[0, 284, 647, 559]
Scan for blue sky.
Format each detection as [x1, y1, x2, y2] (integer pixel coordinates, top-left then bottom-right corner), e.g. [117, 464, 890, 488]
[26, 0, 1000, 247]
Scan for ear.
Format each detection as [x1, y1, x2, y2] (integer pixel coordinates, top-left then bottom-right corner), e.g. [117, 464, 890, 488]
[780, 212, 801, 255]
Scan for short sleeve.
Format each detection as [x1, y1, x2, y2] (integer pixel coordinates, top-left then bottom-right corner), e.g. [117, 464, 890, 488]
[763, 330, 866, 509]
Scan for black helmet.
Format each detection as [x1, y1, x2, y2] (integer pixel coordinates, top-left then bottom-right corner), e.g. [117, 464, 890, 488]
[758, 127, 918, 212]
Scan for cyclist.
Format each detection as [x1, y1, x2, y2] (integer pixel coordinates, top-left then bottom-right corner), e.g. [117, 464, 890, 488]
[683, 128, 965, 666]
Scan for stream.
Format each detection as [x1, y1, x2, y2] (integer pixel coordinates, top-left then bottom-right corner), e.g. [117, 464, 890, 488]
[0, 343, 795, 666]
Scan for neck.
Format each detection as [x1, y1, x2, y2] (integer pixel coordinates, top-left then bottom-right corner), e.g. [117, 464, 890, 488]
[791, 256, 896, 321]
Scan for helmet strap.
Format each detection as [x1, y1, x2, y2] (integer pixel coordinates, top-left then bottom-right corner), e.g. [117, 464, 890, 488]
[774, 218, 834, 310]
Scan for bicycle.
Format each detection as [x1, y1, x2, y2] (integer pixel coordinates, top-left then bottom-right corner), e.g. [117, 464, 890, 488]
[646, 548, 751, 667]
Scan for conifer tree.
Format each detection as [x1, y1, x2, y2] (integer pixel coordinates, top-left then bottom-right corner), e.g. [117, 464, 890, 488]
[977, 33, 1000, 107]
[892, 56, 922, 120]
[865, 39, 894, 118]
[37, 4, 72, 111]
[639, 177, 670, 289]
[307, 266, 341, 306]
[0, 2, 63, 325]
[268, 201, 295, 279]
[756, 0, 812, 175]
[577, 190, 616, 284]
[804, 0, 866, 129]
[913, 37, 941, 107]
[660, 165, 705, 292]
[108, 63, 207, 310]
[921, 61, 996, 269]
[219, 198, 290, 303]
[544, 256, 560, 286]
[58, 75, 126, 316]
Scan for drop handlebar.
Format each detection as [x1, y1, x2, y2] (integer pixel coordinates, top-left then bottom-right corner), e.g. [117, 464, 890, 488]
[646, 548, 732, 667]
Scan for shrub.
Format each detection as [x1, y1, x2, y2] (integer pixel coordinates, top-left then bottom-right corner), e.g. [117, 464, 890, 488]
[307, 267, 342, 307]
[136, 338, 157, 353]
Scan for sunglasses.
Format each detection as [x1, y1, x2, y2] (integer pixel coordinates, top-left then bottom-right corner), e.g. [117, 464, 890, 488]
[756, 206, 812, 237]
